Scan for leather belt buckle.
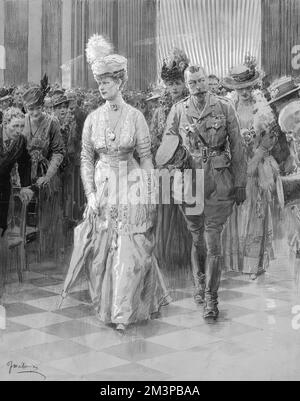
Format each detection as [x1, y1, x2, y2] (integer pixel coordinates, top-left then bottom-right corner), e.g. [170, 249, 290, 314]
[202, 147, 208, 163]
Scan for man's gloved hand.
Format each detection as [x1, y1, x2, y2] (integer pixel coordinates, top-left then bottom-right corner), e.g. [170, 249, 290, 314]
[235, 187, 246, 205]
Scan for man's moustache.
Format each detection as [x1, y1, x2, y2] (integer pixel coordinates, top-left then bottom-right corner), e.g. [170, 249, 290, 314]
[194, 90, 207, 95]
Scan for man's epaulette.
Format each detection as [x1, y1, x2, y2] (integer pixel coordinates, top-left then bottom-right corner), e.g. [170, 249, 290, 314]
[215, 94, 231, 103]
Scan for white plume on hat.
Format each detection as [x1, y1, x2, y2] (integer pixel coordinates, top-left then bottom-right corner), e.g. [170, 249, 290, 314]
[85, 34, 127, 77]
[85, 34, 113, 66]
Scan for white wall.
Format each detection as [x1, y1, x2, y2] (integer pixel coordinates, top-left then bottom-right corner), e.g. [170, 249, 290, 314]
[157, 0, 261, 80]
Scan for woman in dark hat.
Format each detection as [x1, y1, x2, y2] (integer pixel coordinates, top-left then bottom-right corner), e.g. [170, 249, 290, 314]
[52, 89, 70, 121]
[52, 89, 73, 152]
[150, 48, 189, 155]
[22, 76, 65, 261]
[150, 48, 192, 282]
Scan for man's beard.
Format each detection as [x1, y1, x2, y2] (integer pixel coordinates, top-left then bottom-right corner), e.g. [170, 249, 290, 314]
[193, 90, 207, 103]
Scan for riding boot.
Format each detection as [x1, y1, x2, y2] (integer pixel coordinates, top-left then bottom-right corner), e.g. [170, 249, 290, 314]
[191, 243, 206, 303]
[204, 255, 222, 319]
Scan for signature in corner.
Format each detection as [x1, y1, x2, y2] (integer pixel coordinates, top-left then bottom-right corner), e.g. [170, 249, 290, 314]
[7, 361, 46, 380]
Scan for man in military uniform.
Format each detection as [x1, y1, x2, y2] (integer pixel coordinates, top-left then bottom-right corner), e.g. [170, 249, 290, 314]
[156, 65, 247, 319]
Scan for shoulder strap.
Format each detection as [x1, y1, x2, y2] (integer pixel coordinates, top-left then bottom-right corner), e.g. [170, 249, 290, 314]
[185, 113, 209, 148]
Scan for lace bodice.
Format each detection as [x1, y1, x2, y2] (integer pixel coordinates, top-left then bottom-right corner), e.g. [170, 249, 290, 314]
[81, 102, 152, 196]
[236, 100, 255, 130]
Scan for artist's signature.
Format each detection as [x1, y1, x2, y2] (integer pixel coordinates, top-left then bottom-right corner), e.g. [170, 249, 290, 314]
[7, 361, 46, 380]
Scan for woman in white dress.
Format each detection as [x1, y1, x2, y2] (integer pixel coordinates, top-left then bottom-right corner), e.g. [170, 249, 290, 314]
[61, 35, 170, 331]
[221, 60, 266, 274]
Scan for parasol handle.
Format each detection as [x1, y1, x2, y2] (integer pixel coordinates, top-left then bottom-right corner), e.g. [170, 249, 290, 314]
[58, 291, 67, 309]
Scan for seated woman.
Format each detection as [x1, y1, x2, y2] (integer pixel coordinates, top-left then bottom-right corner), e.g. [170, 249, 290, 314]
[61, 35, 171, 331]
[240, 103, 284, 279]
[0, 107, 33, 297]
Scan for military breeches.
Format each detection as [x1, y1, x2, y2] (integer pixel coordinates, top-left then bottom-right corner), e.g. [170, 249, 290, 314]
[203, 163, 235, 308]
[178, 205, 206, 283]
[204, 198, 234, 256]
[204, 162, 235, 256]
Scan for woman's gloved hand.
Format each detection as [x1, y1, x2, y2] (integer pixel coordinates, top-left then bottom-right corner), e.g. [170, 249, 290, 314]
[87, 192, 99, 214]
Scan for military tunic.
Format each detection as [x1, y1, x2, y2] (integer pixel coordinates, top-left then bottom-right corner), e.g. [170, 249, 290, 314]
[162, 92, 247, 309]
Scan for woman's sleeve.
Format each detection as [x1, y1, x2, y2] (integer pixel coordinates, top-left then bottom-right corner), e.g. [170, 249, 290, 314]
[81, 114, 96, 196]
[45, 118, 65, 180]
[149, 109, 159, 153]
[18, 138, 32, 187]
[135, 111, 152, 161]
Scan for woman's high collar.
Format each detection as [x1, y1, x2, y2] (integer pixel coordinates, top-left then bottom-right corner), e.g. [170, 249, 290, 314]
[106, 95, 125, 111]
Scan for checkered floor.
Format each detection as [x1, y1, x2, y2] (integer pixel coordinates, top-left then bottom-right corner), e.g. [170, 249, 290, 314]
[1, 242, 300, 381]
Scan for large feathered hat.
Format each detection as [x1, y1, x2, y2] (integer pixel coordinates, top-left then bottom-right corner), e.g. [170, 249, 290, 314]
[85, 34, 127, 79]
[161, 48, 189, 83]
[22, 73, 50, 108]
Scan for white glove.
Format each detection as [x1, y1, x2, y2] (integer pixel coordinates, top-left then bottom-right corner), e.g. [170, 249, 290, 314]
[36, 176, 50, 188]
[86, 192, 99, 215]
[20, 187, 34, 204]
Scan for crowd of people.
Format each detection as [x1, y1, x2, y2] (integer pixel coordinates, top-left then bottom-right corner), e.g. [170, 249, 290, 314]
[1, 34, 300, 330]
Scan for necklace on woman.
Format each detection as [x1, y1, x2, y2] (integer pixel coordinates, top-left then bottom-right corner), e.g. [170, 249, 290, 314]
[109, 103, 120, 112]
[106, 104, 125, 142]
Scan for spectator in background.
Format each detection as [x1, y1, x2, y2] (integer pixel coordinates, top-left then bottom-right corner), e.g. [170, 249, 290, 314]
[0, 89, 13, 125]
[267, 76, 299, 175]
[208, 74, 220, 94]
[0, 108, 33, 297]
[52, 90, 78, 230]
[65, 89, 87, 137]
[221, 58, 269, 274]
[240, 103, 284, 279]
[52, 89, 70, 123]
[43, 95, 53, 115]
[12, 85, 26, 113]
[144, 87, 161, 125]
[150, 48, 191, 283]
[22, 82, 65, 261]
[150, 48, 189, 156]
